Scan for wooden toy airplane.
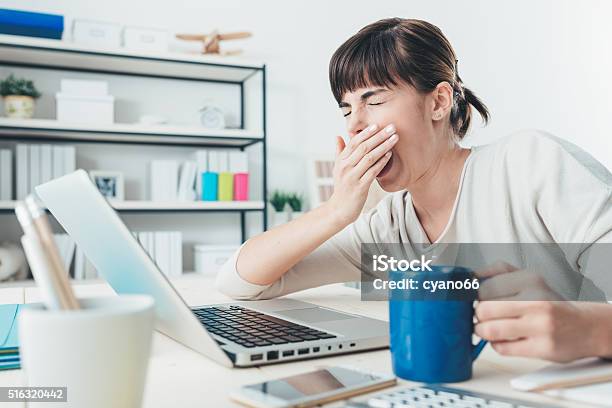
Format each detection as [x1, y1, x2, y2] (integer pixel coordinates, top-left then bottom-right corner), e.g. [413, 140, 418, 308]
[176, 30, 252, 55]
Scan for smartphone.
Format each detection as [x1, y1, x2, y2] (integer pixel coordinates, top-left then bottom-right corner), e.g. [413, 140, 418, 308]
[230, 366, 396, 408]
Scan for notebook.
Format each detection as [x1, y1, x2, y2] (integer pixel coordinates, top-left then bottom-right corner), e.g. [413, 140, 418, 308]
[0, 304, 24, 370]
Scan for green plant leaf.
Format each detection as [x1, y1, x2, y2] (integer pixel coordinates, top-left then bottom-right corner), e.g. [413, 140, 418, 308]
[0, 74, 41, 98]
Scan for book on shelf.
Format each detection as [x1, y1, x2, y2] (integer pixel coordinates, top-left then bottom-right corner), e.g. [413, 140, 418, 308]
[194, 150, 208, 198]
[151, 160, 199, 202]
[40, 144, 52, 184]
[150, 160, 179, 201]
[0, 149, 12, 200]
[28, 145, 40, 196]
[135, 231, 182, 277]
[53, 234, 76, 273]
[16, 145, 28, 200]
[16, 143, 76, 200]
[177, 161, 197, 201]
[72, 243, 98, 281]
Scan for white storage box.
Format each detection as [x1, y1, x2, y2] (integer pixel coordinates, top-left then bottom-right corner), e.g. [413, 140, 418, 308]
[123, 27, 169, 52]
[60, 79, 108, 97]
[72, 19, 122, 48]
[194, 245, 239, 276]
[56, 93, 114, 125]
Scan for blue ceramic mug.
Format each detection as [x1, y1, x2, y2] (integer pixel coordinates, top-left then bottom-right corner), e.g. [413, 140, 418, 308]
[388, 266, 487, 383]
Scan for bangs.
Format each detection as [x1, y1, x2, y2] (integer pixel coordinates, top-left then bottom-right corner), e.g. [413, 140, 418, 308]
[329, 27, 412, 104]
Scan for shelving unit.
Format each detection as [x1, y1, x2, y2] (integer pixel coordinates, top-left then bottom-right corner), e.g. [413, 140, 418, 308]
[0, 34, 268, 266]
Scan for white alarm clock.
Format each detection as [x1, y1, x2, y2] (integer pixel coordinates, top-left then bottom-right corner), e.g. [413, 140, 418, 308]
[199, 104, 226, 129]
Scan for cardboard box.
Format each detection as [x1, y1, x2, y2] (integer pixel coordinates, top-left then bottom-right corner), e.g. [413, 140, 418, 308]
[72, 19, 121, 48]
[123, 26, 168, 52]
[60, 79, 109, 97]
[56, 93, 114, 124]
[194, 245, 239, 275]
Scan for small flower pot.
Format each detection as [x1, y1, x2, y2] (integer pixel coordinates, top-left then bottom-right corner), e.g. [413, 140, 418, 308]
[3, 95, 35, 119]
[290, 210, 304, 220]
[271, 210, 290, 227]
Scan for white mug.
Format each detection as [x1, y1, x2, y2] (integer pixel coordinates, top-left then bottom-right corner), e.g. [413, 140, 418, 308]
[19, 295, 155, 408]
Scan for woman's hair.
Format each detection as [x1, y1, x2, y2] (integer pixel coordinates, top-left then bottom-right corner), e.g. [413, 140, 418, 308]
[329, 18, 489, 139]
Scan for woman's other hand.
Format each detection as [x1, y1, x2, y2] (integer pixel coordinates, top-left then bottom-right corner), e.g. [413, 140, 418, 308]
[474, 261, 612, 362]
[327, 123, 398, 226]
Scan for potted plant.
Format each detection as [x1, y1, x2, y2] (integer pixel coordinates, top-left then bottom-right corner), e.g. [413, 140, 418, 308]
[0, 74, 41, 119]
[269, 190, 290, 226]
[287, 193, 305, 220]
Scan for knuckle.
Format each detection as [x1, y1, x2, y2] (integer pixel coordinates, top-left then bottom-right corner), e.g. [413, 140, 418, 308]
[481, 324, 496, 339]
[475, 302, 489, 321]
[359, 144, 369, 156]
[539, 337, 557, 358]
[492, 341, 509, 355]
[338, 160, 351, 171]
[539, 311, 556, 334]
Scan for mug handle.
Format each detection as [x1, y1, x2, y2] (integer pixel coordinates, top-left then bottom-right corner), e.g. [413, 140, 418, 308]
[472, 339, 488, 361]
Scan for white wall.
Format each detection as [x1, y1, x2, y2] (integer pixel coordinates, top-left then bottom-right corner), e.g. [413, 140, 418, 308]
[4, 0, 611, 181]
[1, 0, 611, 267]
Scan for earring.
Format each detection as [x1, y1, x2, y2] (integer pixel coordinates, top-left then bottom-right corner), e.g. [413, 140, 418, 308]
[433, 112, 442, 120]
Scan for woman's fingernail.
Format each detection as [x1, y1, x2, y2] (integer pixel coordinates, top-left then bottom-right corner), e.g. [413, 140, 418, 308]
[385, 124, 395, 134]
[368, 124, 378, 132]
[389, 134, 399, 142]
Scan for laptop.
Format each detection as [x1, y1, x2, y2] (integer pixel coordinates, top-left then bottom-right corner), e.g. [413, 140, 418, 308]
[35, 170, 389, 367]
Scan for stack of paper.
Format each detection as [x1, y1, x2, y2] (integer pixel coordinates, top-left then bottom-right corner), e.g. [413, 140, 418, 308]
[0, 304, 22, 370]
[134, 231, 182, 277]
[16, 144, 76, 200]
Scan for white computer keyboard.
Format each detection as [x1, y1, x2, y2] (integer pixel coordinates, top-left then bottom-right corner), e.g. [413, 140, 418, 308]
[344, 384, 559, 408]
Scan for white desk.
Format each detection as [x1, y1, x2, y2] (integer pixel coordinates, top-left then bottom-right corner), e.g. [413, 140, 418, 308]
[0, 275, 595, 407]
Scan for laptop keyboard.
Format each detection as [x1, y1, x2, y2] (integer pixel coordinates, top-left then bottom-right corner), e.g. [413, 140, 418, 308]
[192, 305, 337, 348]
[344, 384, 557, 408]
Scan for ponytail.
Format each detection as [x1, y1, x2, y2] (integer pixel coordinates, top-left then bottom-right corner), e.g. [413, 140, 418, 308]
[450, 73, 490, 139]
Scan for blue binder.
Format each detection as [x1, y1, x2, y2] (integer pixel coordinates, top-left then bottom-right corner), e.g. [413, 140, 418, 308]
[0, 9, 64, 40]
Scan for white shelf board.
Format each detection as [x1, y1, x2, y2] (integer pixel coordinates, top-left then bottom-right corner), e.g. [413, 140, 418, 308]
[112, 200, 265, 211]
[0, 34, 263, 83]
[0, 118, 263, 147]
[0, 272, 200, 288]
[0, 200, 265, 212]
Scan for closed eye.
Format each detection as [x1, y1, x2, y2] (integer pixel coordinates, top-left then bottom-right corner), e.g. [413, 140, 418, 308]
[342, 102, 384, 117]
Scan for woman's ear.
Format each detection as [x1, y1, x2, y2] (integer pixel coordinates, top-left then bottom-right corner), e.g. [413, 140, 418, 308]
[431, 82, 453, 121]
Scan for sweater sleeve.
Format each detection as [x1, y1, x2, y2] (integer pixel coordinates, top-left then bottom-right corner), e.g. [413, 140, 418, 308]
[215, 193, 406, 300]
[524, 131, 612, 245]
[509, 131, 612, 297]
[214, 229, 361, 300]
